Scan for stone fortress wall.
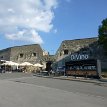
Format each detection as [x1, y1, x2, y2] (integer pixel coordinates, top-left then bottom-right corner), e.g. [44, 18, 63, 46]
[55, 37, 107, 70]
[0, 48, 11, 61]
[0, 37, 107, 70]
[0, 44, 43, 64]
[56, 37, 98, 59]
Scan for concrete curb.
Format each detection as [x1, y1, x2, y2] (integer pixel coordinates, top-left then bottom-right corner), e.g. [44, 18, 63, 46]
[53, 77, 101, 84]
[100, 78, 107, 82]
[33, 74, 107, 86]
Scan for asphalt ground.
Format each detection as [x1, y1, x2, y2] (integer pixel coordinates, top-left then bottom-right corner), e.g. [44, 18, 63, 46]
[0, 72, 107, 107]
[0, 72, 32, 80]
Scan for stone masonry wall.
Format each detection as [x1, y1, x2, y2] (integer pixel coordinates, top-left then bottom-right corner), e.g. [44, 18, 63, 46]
[55, 37, 107, 69]
[0, 48, 11, 61]
[55, 37, 98, 61]
[10, 44, 43, 64]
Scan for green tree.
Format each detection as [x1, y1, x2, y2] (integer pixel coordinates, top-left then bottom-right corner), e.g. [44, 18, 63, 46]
[98, 18, 107, 52]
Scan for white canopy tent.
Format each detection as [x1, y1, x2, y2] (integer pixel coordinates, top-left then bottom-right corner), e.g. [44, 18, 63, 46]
[20, 62, 33, 66]
[2, 61, 19, 66]
[1, 61, 19, 71]
[33, 63, 43, 67]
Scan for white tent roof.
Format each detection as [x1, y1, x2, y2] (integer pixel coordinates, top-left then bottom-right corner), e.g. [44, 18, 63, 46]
[20, 62, 33, 66]
[33, 63, 43, 67]
[2, 61, 19, 66]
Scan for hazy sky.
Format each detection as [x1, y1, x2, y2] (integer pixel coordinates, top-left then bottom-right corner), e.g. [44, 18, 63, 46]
[0, 0, 107, 54]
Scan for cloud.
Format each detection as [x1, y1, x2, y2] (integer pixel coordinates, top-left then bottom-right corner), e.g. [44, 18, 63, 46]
[0, 0, 58, 44]
[6, 29, 43, 44]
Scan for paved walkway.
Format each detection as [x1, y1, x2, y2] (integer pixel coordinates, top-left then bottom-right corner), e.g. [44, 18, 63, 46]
[34, 74, 107, 86]
[0, 79, 107, 107]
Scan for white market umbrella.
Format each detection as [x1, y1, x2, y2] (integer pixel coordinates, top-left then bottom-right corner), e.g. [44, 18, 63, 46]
[33, 63, 43, 67]
[1, 61, 19, 71]
[2, 61, 19, 66]
[20, 62, 33, 66]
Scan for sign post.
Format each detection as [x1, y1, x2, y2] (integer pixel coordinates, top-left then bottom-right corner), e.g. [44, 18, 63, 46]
[97, 59, 101, 78]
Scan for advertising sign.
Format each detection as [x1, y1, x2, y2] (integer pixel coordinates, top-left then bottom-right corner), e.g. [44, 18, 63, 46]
[71, 54, 89, 61]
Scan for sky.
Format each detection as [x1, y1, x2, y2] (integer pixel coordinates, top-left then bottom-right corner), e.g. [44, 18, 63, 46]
[0, 0, 107, 54]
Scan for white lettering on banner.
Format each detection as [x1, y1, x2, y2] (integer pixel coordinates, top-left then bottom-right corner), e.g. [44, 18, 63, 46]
[71, 54, 89, 60]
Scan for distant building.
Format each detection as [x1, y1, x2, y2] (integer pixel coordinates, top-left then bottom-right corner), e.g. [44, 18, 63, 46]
[43, 49, 49, 56]
[0, 44, 43, 64]
[55, 37, 98, 61]
[0, 44, 56, 71]
[1, 37, 107, 73]
[53, 37, 107, 72]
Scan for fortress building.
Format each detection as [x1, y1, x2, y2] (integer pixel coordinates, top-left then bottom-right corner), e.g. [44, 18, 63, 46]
[53, 37, 107, 77]
[0, 44, 43, 64]
[0, 44, 55, 71]
[0, 37, 107, 74]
